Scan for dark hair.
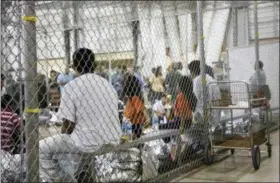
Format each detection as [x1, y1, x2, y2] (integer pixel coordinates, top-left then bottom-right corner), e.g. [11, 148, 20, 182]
[73, 48, 95, 74]
[257, 61, 264, 69]
[1, 94, 14, 109]
[50, 70, 56, 74]
[178, 62, 183, 70]
[121, 65, 127, 73]
[122, 74, 143, 100]
[188, 60, 201, 76]
[151, 67, 156, 74]
[206, 65, 214, 78]
[155, 66, 162, 77]
[178, 76, 197, 112]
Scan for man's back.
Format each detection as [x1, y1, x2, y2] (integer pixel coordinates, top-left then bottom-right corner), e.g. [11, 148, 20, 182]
[250, 70, 266, 86]
[57, 73, 122, 151]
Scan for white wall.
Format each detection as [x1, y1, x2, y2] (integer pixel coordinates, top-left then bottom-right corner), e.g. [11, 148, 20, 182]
[228, 43, 279, 108]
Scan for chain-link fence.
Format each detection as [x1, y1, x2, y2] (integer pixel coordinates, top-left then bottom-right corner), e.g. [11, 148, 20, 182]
[1, 1, 279, 182]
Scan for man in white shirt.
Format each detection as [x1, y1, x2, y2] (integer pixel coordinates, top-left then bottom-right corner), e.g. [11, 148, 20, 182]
[249, 61, 266, 86]
[152, 95, 168, 126]
[39, 48, 122, 181]
[188, 60, 221, 124]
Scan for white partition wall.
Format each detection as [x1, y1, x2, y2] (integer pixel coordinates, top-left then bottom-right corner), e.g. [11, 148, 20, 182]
[228, 43, 279, 108]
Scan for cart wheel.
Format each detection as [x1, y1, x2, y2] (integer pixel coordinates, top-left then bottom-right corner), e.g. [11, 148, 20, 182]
[230, 149, 235, 155]
[266, 143, 272, 158]
[204, 143, 214, 165]
[252, 145, 261, 170]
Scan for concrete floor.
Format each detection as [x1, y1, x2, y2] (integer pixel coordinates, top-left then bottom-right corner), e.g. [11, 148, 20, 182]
[172, 130, 279, 182]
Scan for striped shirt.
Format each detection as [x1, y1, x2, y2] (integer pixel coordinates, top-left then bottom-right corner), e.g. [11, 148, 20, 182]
[1, 109, 21, 152]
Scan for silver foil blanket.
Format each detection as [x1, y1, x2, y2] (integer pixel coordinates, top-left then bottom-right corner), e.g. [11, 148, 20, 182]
[141, 139, 171, 181]
[95, 148, 142, 182]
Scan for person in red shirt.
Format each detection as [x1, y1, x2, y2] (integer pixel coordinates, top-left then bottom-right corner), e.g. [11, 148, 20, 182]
[1, 94, 21, 153]
[122, 74, 146, 138]
[174, 76, 197, 132]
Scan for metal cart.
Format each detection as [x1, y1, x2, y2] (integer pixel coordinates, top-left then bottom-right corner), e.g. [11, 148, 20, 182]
[204, 81, 272, 170]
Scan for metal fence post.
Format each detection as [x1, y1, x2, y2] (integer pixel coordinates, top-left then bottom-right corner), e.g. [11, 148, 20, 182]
[232, 8, 238, 47]
[254, 0, 260, 86]
[23, 1, 39, 182]
[63, 2, 71, 67]
[132, 20, 140, 69]
[73, 1, 80, 51]
[196, 1, 207, 117]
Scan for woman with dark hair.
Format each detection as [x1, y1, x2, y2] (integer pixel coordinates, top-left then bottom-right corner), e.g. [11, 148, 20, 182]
[122, 74, 146, 138]
[174, 76, 197, 131]
[149, 66, 165, 103]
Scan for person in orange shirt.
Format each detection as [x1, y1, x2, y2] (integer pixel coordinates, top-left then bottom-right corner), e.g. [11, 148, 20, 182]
[174, 76, 197, 132]
[122, 74, 146, 138]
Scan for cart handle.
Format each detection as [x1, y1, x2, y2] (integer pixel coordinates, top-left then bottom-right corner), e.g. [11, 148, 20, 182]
[250, 98, 266, 102]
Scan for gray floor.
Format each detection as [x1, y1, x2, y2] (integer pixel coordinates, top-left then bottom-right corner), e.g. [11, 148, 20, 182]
[172, 130, 279, 182]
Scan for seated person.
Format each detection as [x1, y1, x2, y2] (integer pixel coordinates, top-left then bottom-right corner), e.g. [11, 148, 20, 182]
[159, 76, 197, 133]
[39, 48, 122, 181]
[1, 94, 22, 154]
[122, 74, 146, 139]
[152, 94, 168, 127]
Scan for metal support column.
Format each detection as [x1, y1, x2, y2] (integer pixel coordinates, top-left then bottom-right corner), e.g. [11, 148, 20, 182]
[73, 1, 80, 50]
[232, 8, 238, 47]
[16, 1, 25, 181]
[63, 2, 71, 67]
[254, 1, 260, 85]
[132, 20, 140, 69]
[196, 1, 207, 119]
[273, 1, 278, 37]
[191, 13, 198, 52]
[131, 3, 140, 70]
[23, 1, 39, 182]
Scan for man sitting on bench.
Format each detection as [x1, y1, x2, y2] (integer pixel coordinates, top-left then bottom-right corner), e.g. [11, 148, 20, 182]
[39, 48, 122, 181]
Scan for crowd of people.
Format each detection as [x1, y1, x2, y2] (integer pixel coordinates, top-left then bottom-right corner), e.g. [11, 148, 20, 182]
[0, 50, 220, 154]
[1, 46, 269, 181]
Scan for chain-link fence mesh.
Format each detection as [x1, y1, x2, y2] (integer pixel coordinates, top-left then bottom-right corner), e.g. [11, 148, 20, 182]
[1, 1, 279, 183]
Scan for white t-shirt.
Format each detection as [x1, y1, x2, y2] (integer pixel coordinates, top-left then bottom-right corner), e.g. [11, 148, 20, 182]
[193, 74, 221, 124]
[152, 100, 165, 114]
[249, 70, 266, 86]
[57, 73, 122, 152]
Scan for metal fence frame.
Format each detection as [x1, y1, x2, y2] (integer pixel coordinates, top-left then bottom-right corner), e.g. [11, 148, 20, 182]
[1, 1, 279, 182]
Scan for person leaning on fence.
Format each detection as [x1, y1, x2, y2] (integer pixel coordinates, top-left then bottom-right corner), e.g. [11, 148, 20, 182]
[122, 74, 146, 139]
[39, 48, 122, 181]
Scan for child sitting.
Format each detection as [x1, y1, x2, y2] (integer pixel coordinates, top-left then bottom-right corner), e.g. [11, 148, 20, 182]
[152, 94, 168, 128]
